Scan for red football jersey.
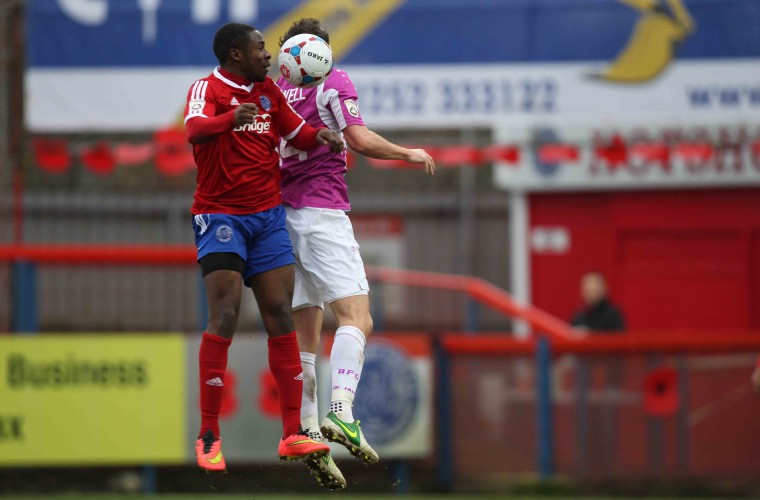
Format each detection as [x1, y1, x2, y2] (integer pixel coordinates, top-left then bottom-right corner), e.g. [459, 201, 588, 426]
[184, 67, 306, 215]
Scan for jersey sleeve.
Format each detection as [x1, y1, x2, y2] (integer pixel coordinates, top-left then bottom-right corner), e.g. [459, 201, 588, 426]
[329, 70, 365, 130]
[184, 79, 217, 124]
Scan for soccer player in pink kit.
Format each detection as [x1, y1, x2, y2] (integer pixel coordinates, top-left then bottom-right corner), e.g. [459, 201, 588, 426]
[276, 18, 435, 490]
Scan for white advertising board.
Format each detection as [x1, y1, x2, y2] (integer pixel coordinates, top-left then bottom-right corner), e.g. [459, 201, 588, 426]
[27, 59, 760, 132]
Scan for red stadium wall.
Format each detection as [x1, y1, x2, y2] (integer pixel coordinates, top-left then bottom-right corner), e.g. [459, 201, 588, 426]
[529, 188, 760, 331]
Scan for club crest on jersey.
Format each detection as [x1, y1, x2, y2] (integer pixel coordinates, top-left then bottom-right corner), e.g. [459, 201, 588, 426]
[215, 225, 233, 243]
[260, 95, 272, 111]
[344, 99, 359, 117]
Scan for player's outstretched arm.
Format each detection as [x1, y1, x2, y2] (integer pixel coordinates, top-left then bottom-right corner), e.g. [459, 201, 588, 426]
[343, 125, 435, 175]
[315, 129, 346, 153]
[287, 125, 345, 153]
[186, 103, 259, 144]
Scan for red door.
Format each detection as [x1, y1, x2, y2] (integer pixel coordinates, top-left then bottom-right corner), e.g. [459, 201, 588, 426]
[617, 231, 751, 330]
[530, 189, 760, 331]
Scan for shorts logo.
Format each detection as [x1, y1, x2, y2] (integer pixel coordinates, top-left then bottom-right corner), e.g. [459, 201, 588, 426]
[260, 95, 272, 111]
[194, 214, 211, 235]
[344, 99, 359, 117]
[215, 225, 233, 243]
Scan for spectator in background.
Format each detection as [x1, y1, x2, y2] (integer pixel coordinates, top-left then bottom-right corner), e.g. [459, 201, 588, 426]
[751, 359, 760, 393]
[571, 271, 626, 333]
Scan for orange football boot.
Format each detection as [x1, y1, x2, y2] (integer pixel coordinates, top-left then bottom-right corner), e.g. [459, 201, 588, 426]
[196, 430, 227, 472]
[278, 430, 330, 461]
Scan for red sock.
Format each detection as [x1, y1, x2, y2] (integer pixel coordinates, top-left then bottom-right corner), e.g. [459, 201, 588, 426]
[199, 332, 232, 438]
[268, 331, 303, 438]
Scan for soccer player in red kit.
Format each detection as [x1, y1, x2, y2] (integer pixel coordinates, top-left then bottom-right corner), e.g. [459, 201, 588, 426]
[184, 22, 345, 472]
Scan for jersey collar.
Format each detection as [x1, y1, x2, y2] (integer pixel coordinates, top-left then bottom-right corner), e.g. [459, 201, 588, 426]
[213, 67, 255, 92]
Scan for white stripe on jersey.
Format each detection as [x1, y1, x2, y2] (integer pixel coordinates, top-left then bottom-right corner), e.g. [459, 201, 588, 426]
[315, 86, 332, 127]
[282, 121, 306, 141]
[184, 113, 208, 124]
[186, 80, 209, 123]
[193, 80, 208, 101]
[316, 86, 343, 132]
[276, 86, 309, 140]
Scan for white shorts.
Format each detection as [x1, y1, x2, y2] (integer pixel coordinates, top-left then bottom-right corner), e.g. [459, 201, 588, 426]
[285, 207, 369, 309]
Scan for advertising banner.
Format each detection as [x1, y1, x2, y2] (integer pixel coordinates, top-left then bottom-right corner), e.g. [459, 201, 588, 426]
[25, 0, 760, 131]
[0, 334, 186, 466]
[27, 60, 760, 132]
[492, 123, 760, 192]
[184, 333, 433, 462]
[346, 60, 760, 129]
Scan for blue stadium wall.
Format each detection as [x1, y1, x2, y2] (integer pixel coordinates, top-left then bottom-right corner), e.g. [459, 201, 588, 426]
[28, 0, 760, 68]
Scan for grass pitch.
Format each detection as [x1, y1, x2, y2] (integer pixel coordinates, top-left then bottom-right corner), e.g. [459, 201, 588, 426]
[3, 496, 732, 500]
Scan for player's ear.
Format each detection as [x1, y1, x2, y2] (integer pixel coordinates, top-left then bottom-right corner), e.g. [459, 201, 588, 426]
[229, 47, 242, 62]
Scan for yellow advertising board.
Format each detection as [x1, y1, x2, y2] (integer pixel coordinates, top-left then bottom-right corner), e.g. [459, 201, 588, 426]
[0, 334, 185, 465]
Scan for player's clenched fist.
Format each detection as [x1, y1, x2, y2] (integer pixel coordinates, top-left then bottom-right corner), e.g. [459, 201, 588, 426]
[316, 129, 346, 153]
[234, 103, 259, 125]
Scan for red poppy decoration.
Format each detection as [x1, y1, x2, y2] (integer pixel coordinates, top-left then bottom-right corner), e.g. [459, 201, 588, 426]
[482, 144, 520, 164]
[197, 370, 238, 419]
[218, 370, 238, 418]
[537, 143, 579, 164]
[643, 366, 679, 417]
[81, 141, 115, 175]
[594, 134, 628, 169]
[673, 142, 714, 163]
[113, 142, 155, 166]
[33, 138, 71, 174]
[366, 156, 411, 169]
[154, 127, 195, 176]
[258, 368, 281, 418]
[435, 145, 482, 167]
[630, 142, 670, 165]
[750, 141, 760, 158]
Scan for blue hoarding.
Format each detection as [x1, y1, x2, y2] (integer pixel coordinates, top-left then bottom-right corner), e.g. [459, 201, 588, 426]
[28, 0, 760, 68]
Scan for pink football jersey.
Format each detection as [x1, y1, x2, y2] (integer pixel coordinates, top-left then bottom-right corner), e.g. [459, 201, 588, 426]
[277, 69, 365, 210]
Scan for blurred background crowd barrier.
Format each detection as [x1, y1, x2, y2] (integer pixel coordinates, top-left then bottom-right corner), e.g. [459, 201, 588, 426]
[1, 0, 760, 496]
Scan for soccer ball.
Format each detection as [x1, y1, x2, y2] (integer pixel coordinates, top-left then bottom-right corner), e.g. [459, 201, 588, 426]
[279, 34, 333, 88]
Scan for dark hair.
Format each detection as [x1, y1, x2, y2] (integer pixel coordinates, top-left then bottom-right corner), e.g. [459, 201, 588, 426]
[278, 18, 330, 47]
[213, 23, 257, 65]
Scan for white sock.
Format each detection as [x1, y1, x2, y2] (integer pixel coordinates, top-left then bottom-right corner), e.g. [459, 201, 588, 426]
[300, 351, 320, 437]
[329, 325, 366, 422]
